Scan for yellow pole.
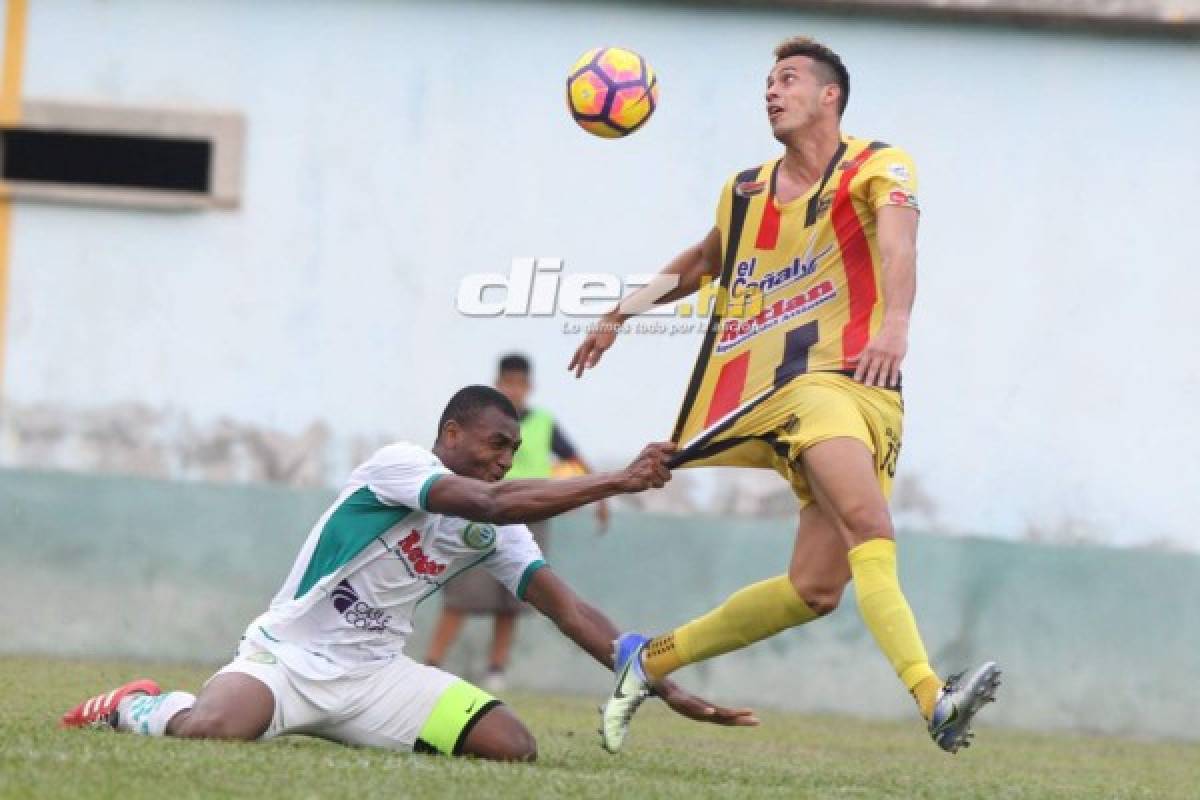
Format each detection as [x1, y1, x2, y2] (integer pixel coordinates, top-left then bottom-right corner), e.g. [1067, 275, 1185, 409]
[0, 0, 28, 400]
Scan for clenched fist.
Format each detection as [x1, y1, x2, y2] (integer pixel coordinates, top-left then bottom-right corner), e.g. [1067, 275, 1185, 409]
[618, 442, 675, 492]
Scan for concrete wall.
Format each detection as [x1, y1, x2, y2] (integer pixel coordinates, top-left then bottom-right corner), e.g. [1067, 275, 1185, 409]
[4, 467, 1196, 740]
[2, 0, 1198, 547]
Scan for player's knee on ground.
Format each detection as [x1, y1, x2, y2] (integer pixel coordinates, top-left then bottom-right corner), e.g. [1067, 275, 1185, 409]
[168, 673, 273, 741]
[458, 704, 537, 762]
[788, 571, 849, 616]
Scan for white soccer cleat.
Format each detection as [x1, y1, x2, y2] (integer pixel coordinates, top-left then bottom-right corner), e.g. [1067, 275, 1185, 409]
[600, 633, 652, 754]
[928, 661, 1002, 753]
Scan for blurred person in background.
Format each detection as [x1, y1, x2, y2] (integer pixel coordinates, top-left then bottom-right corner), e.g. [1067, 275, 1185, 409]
[425, 354, 609, 690]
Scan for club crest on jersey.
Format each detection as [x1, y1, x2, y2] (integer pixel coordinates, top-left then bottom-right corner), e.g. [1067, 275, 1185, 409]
[463, 522, 497, 551]
[735, 180, 766, 198]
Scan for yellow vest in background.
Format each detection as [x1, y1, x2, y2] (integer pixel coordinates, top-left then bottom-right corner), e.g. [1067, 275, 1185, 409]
[506, 408, 554, 479]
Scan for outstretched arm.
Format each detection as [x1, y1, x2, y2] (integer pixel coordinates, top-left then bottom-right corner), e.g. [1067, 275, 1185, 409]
[569, 226, 722, 378]
[524, 568, 759, 728]
[523, 567, 619, 666]
[424, 442, 672, 525]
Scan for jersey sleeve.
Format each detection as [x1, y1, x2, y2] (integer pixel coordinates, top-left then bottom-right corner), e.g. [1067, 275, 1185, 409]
[861, 146, 920, 212]
[359, 443, 451, 512]
[484, 524, 546, 601]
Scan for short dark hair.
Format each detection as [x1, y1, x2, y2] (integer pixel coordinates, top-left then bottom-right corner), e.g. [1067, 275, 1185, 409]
[497, 353, 531, 376]
[774, 36, 850, 116]
[437, 385, 518, 439]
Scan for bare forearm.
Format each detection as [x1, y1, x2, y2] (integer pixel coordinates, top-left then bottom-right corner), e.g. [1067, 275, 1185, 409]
[854, 239, 916, 387]
[568, 230, 719, 378]
[612, 230, 720, 323]
[608, 247, 704, 323]
[554, 598, 620, 669]
[475, 474, 626, 525]
[526, 570, 620, 669]
[428, 443, 670, 522]
[876, 207, 918, 325]
[881, 246, 916, 325]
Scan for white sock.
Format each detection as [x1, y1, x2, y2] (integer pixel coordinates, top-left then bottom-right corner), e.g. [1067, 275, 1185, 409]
[116, 691, 196, 736]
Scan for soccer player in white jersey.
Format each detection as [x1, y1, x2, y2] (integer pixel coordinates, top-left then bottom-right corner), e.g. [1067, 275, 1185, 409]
[61, 386, 758, 760]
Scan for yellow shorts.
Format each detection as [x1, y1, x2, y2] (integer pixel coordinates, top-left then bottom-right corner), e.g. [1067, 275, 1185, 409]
[676, 372, 903, 508]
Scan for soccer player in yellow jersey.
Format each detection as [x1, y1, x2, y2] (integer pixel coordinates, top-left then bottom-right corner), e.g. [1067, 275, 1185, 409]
[569, 37, 1000, 754]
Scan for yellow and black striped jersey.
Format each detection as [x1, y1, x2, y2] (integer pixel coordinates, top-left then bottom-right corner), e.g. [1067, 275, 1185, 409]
[672, 135, 918, 457]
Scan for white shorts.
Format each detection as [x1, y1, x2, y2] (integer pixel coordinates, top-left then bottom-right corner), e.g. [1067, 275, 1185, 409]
[211, 638, 499, 754]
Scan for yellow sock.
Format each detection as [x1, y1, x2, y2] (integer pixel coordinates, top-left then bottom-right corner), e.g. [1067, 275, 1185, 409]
[640, 632, 684, 679]
[911, 675, 943, 720]
[848, 538, 941, 718]
[642, 575, 818, 681]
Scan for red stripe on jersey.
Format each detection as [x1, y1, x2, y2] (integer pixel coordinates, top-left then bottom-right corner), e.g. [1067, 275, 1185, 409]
[754, 195, 781, 250]
[832, 150, 878, 370]
[704, 351, 750, 427]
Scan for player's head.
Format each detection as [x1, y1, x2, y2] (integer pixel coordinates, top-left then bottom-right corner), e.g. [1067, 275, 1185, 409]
[767, 37, 849, 141]
[495, 353, 532, 411]
[434, 385, 521, 481]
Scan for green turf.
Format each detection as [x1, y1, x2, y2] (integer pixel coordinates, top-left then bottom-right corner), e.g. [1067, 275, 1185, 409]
[2, 656, 1197, 799]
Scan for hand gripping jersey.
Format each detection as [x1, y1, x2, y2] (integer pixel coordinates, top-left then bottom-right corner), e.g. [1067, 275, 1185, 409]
[243, 443, 545, 679]
[671, 135, 918, 465]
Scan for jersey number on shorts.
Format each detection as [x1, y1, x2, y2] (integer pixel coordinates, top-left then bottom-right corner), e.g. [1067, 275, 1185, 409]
[880, 429, 900, 478]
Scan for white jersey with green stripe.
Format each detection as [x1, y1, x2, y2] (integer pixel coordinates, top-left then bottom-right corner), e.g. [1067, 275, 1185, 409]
[243, 442, 545, 680]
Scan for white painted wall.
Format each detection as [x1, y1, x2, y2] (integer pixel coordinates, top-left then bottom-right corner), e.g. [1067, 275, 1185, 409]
[4, 0, 1198, 545]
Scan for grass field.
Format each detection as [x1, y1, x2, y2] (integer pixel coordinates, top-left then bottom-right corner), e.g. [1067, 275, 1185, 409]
[2, 656, 1198, 799]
